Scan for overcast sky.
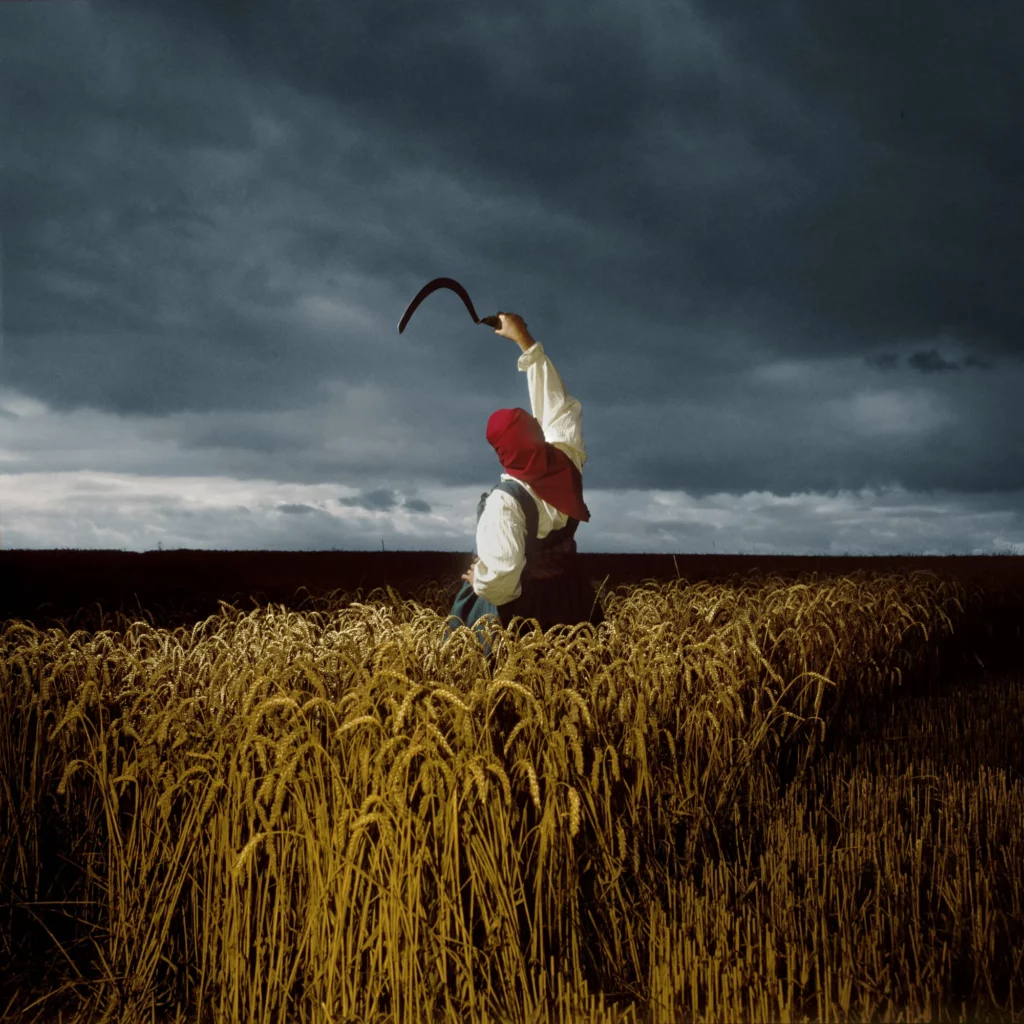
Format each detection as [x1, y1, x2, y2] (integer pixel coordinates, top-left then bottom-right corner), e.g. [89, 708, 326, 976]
[1, 0, 1022, 556]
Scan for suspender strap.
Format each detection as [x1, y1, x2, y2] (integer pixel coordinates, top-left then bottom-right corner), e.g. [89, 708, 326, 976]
[476, 480, 539, 559]
[476, 481, 579, 580]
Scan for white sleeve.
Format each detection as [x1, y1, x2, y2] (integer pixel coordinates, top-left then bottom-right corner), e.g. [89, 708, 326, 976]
[517, 341, 587, 473]
[472, 490, 527, 606]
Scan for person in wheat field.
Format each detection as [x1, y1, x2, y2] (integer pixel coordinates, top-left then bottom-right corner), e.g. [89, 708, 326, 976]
[443, 311, 605, 659]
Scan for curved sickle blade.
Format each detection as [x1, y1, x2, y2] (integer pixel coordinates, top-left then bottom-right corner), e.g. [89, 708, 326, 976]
[398, 277, 484, 334]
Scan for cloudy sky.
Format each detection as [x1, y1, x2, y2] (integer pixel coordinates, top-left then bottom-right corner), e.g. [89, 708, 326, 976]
[1, 0, 1022, 556]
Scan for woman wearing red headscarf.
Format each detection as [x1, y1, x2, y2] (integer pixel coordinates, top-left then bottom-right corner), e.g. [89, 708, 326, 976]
[443, 312, 605, 658]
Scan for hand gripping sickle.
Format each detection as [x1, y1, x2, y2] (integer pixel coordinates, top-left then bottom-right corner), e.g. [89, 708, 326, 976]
[397, 277, 510, 334]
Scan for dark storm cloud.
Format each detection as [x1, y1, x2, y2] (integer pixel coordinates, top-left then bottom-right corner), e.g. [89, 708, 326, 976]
[115, 0, 1024, 361]
[1, 1, 309, 416]
[907, 351, 963, 374]
[2, 0, 1022, 555]
[333, 491, 430, 516]
[338, 489, 400, 512]
[6, 0, 1020, 392]
[686, 1, 1024, 353]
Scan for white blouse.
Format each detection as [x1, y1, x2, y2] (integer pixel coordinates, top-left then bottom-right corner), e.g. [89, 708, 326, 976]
[472, 341, 588, 606]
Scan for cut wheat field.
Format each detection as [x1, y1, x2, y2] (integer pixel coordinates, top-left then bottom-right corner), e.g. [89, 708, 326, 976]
[1, 568, 1022, 1023]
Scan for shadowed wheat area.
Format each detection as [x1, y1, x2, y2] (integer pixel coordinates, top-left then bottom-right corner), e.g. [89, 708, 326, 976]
[1, 569, 1022, 1023]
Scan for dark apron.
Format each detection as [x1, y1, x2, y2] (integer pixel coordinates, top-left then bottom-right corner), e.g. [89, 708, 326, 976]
[443, 479, 605, 658]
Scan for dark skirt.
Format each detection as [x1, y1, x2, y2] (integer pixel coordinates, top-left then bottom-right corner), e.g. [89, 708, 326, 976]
[443, 571, 605, 659]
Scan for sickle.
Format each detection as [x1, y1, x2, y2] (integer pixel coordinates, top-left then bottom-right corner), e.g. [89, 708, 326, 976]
[397, 277, 503, 334]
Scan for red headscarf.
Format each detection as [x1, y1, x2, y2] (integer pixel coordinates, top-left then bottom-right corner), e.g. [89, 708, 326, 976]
[486, 407, 591, 522]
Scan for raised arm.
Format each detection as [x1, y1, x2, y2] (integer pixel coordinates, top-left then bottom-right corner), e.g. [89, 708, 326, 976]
[494, 313, 587, 471]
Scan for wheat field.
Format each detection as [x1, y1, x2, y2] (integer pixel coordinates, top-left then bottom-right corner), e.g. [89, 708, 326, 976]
[1, 568, 1021, 1023]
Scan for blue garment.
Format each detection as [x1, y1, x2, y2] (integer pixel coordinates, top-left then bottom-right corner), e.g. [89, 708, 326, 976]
[443, 479, 604, 659]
